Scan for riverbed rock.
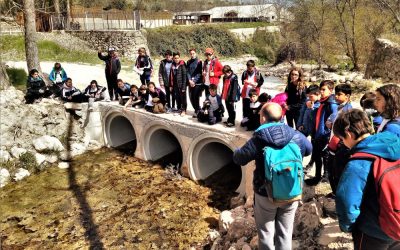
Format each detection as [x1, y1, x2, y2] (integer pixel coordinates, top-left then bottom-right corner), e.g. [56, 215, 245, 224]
[10, 146, 27, 159]
[35, 153, 47, 165]
[318, 196, 337, 218]
[58, 162, 70, 169]
[293, 200, 323, 236]
[45, 154, 58, 164]
[0, 149, 11, 162]
[14, 168, 30, 181]
[33, 136, 64, 152]
[0, 168, 11, 187]
[318, 217, 352, 247]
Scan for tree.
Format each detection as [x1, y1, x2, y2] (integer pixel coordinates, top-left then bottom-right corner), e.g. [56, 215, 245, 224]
[23, 0, 41, 73]
[0, 63, 10, 90]
[373, 0, 400, 32]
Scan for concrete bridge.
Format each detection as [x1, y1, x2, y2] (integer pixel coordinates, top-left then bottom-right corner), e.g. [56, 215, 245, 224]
[80, 101, 255, 196]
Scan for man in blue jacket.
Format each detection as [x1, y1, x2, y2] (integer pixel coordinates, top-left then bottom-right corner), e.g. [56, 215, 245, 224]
[333, 109, 400, 250]
[233, 102, 312, 250]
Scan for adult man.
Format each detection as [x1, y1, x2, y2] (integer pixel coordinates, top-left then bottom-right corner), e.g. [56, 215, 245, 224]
[186, 49, 203, 117]
[233, 102, 312, 250]
[98, 47, 121, 100]
[158, 50, 174, 111]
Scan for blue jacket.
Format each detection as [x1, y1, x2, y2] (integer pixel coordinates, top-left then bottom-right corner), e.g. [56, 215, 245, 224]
[233, 122, 312, 195]
[49, 68, 67, 83]
[115, 83, 131, 98]
[336, 131, 400, 242]
[297, 99, 320, 136]
[314, 94, 338, 139]
[381, 118, 400, 137]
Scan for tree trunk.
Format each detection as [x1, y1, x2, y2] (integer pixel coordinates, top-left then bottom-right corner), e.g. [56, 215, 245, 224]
[0, 63, 10, 90]
[23, 0, 41, 73]
[54, 0, 60, 16]
[66, 0, 72, 22]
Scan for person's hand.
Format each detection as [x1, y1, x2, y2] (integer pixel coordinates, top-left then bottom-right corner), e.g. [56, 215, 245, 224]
[169, 87, 173, 92]
[283, 103, 289, 110]
[325, 121, 333, 129]
[181, 89, 186, 93]
[68, 96, 72, 100]
[189, 80, 195, 87]
[39, 89, 44, 94]
[209, 71, 214, 77]
[306, 101, 313, 108]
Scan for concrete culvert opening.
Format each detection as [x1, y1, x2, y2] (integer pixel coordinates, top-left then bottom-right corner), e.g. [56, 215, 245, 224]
[147, 129, 183, 168]
[107, 115, 137, 155]
[192, 141, 242, 211]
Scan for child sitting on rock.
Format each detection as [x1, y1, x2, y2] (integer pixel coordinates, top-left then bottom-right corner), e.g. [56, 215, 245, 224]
[197, 84, 224, 125]
[25, 69, 51, 104]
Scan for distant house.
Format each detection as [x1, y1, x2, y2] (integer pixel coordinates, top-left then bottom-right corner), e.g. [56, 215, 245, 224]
[174, 4, 285, 24]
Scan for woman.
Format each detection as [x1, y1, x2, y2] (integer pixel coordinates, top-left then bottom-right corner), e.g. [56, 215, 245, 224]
[284, 67, 307, 128]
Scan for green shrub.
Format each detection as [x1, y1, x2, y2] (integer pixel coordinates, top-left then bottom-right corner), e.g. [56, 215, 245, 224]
[146, 25, 243, 57]
[250, 30, 281, 63]
[19, 152, 40, 173]
[6, 67, 27, 90]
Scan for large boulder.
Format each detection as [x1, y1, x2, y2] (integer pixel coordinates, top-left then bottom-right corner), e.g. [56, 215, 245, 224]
[33, 135, 64, 152]
[365, 38, 400, 82]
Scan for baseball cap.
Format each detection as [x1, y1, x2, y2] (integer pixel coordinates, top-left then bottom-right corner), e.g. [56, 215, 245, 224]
[205, 48, 214, 55]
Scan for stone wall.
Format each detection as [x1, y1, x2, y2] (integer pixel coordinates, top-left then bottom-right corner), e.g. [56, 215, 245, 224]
[66, 30, 149, 59]
[365, 38, 400, 82]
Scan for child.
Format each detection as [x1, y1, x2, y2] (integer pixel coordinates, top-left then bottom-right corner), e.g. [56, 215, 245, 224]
[62, 78, 83, 103]
[202, 48, 223, 97]
[197, 84, 225, 125]
[124, 85, 143, 110]
[305, 80, 338, 186]
[270, 92, 288, 117]
[159, 50, 174, 112]
[25, 69, 51, 104]
[134, 47, 153, 85]
[187, 49, 203, 117]
[49, 62, 68, 97]
[333, 109, 400, 249]
[257, 92, 272, 105]
[297, 84, 321, 137]
[115, 79, 131, 105]
[360, 92, 382, 133]
[324, 83, 353, 194]
[375, 84, 400, 137]
[241, 89, 261, 131]
[169, 52, 187, 116]
[221, 65, 239, 127]
[145, 82, 166, 113]
[83, 80, 109, 102]
[284, 67, 307, 128]
[241, 60, 264, 120]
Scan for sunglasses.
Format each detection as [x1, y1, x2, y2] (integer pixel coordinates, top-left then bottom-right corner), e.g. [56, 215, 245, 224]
[205, 53, 212, 56]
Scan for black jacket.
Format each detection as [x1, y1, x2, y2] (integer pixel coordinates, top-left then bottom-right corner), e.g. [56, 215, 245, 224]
[170, 60, 187, 90]
[26, 76, 46, 93]
[222, 73, 239, 102]
[186, 58, 203, 85]
[98, 53, 121, 76]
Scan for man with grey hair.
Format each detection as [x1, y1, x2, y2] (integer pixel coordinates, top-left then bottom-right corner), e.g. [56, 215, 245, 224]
[233, 102, 312, 250]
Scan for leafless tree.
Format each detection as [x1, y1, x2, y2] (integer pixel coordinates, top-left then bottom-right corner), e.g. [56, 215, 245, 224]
[23, 0, 41, 73]
[0, 63, 10, 90]
[373, 0, 400, 31]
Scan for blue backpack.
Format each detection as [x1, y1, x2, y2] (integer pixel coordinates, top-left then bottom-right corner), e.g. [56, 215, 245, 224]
[235, 84, 241, 102]
[258, 124, 304, 203]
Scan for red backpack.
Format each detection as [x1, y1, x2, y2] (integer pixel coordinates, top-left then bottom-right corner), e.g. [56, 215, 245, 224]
[350, 152, 400, 240]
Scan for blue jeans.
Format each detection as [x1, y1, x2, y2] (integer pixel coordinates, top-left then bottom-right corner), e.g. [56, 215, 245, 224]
[254, 192, 298, 250]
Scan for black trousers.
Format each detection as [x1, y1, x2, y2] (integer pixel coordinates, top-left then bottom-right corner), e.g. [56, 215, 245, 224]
[352, 228, 400, 250]
[165, 86, 175, 109]
[311, 137, 329, 179]
[25, 90, 51, 104]
[242, 98, 251, 119]
[225, 100, 236, 124]
[189, 85, 203, 113]
[140, 73, 151, 86]
[105, 73, 118, 100]
[173, 86, 187, 111]
[286, 107, 301, 128]
[203, 85, 210, 98]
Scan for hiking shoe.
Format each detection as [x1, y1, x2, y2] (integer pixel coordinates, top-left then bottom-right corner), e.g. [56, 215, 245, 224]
[304, 177, 321, 186]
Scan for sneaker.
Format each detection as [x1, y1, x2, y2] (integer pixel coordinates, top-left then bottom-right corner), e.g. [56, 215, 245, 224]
[226, 122, 235, 127]
[180, 111, 186, 117]
[223, 121, 228, 125]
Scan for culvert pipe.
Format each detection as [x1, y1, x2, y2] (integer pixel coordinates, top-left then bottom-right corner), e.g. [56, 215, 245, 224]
[189, 136, 242, 189]
[105, 114, 136, 148]
[142, 125, 183, 166]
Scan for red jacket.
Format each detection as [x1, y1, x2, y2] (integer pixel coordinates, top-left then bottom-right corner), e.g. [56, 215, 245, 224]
[203, 58, 223, 85]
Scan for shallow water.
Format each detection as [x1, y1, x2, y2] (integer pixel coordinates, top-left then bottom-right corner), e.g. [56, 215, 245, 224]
[0, 148, 240, 249]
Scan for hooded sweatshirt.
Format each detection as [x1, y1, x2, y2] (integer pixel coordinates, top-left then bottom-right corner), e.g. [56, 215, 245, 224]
[336, 131, 400, 242]
[233, 122, 312, 195]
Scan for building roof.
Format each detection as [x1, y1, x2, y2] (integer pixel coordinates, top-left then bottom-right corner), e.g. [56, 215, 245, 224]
[206, 4, 276, 18]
